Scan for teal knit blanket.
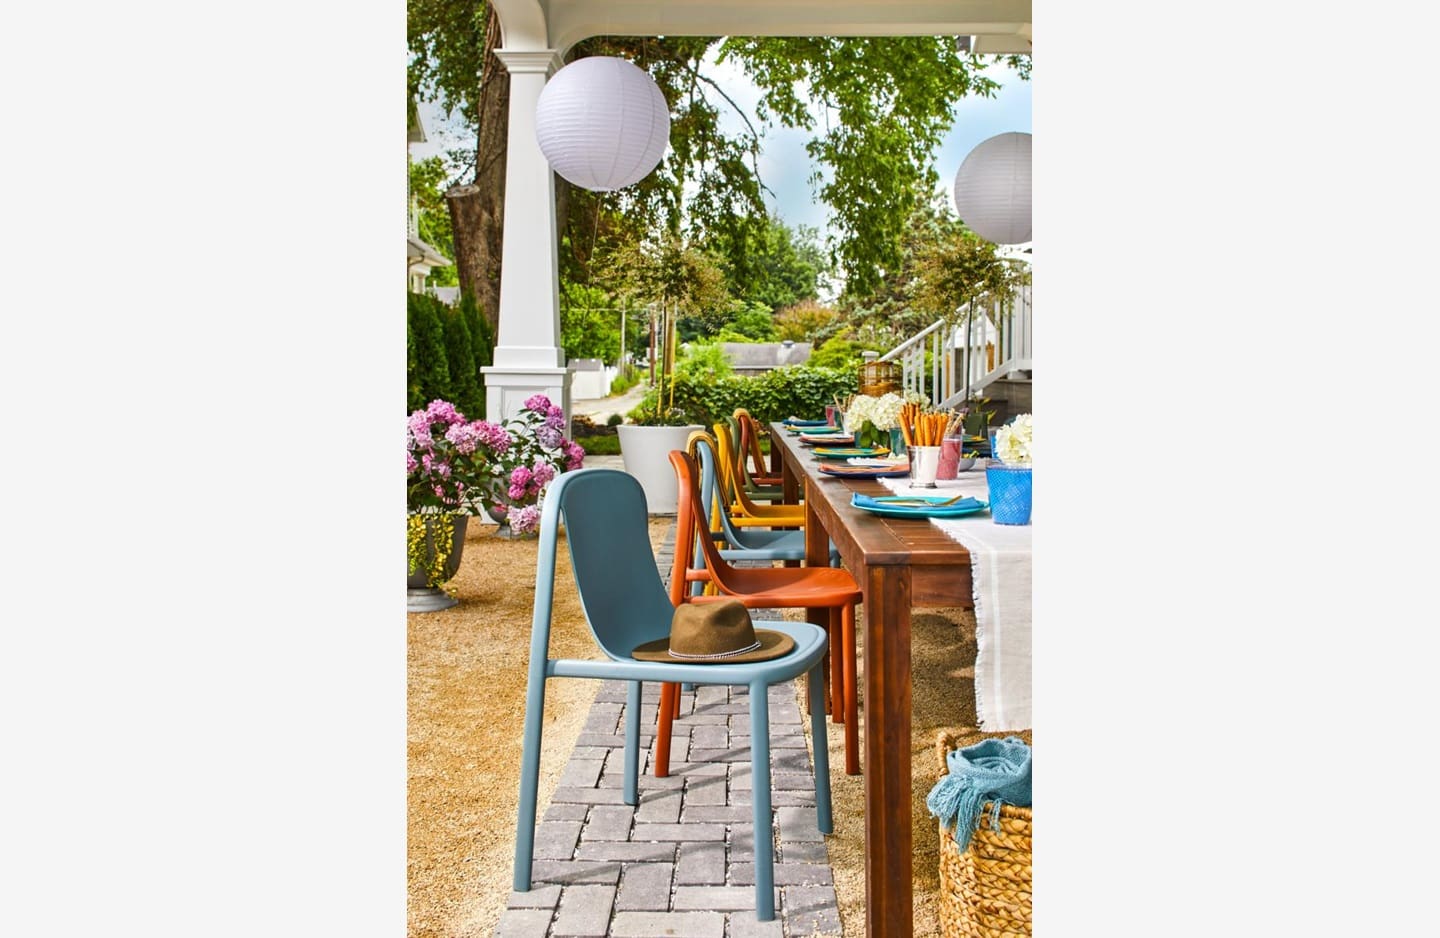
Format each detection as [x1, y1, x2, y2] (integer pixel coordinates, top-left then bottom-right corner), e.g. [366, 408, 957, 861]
[925, 736, 1032, 853]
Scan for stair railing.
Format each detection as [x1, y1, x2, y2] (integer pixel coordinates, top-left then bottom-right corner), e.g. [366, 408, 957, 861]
[880, 280, 1033, 409]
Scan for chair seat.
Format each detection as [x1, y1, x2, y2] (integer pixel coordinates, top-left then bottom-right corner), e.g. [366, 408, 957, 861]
[688, 565, 861, 608]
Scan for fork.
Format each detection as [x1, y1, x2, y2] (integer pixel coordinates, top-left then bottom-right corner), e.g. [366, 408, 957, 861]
[883, 491, 974, 507]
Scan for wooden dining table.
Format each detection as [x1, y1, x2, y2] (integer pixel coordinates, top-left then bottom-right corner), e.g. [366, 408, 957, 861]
[769, 422, 977, 938]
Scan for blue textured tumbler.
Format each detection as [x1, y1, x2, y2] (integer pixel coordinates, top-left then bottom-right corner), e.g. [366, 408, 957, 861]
[986, 465, 1033, 525]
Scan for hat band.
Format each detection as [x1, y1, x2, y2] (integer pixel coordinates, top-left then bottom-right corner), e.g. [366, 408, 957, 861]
[668, 640, 762, 660]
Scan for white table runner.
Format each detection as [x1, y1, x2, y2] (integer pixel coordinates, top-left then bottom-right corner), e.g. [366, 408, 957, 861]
[876, 467, 1032, 730]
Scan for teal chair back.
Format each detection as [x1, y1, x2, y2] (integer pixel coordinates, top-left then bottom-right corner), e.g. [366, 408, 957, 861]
[553, 468, 676, 659]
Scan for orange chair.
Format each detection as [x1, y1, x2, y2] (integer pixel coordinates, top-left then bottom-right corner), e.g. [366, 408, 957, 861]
[733, 409, 784, 488]
[656, 449, 863, 776]
[712, 421, 807, 529]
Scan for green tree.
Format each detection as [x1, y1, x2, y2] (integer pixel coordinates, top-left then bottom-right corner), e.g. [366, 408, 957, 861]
[706, 217, 826, 309]
[560, 282, 623, 363]
[409, 156, 459, 287]
[774, 298, 839, 343]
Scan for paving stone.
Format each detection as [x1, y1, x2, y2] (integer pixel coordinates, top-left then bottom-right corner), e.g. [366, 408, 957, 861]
[610, 911, 724, 938]
[634, 788, 682, 824]
[656, 760, 727, 778]
[583, 704, 622, 735]
[671, 885, 779, 912]
[692, 802, 761, 826]
[506, 884, 562, 909]
[769, 791, 818, 807]
[689, 724, 729, 750]
[492, 908, 553, 937]
[725, 913, 785, 937]
[614, 861, 675, 912]
[557, 759, 606, 789]
[543, 803, 590, 822]
[694, 685, 728, 709]
[550, 786, 633, 806]
[532, 819, 582, 859]
[781, 885, 841, 936]
[529, 859, 622, 885]
[775, 807, 824, 843]
[729, 862, 834, 886]
[574, 841, 677, 863]
[674, 842, 726, 885]
[551, 883, 616, 937]
[684, 774, 728, 806]
[580, 803, 634, 841]
[687, 748, 751, 764]
[680, 712, 730, 725]
[778, 842, 830, 864]
[770, 749, 812, 775]
[632, 821, 726, 842]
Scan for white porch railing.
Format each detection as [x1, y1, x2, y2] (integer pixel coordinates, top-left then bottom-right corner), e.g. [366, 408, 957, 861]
[880, 280, 1032, 409]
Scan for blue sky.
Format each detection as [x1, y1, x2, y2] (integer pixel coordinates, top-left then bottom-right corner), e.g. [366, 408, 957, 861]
[413, 53, 1031, 255]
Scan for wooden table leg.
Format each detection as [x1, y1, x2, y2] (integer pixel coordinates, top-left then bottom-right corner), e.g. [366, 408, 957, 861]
[804, 485, 831, 713]
[864, 564, 913, 938]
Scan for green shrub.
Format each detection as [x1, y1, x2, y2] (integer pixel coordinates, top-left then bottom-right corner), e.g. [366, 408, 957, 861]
[407, 292, 451, 412]
[442, 303, 483, 419]
[629, 365, 857, 429]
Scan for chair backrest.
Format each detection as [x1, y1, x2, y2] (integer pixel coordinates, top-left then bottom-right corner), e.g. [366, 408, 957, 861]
[548, 468, 676, 659]
[693, 435, 751, 548]
[712, 421, 775, 517]
[669, 450, 747, 597]
[733, 409, 770, 479]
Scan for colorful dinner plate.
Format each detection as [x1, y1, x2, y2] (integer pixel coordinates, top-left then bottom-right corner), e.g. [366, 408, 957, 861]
[800, 432, 854, 445]
[782, 418, 829, 427]
[812, 446, 890, 459]
[850, 494, 989, 519]
[819, 463, 912, 479]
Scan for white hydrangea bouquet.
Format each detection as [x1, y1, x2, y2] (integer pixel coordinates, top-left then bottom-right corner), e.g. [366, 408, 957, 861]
[994, 413, 1033, 466]
[843, 392, 907, 450]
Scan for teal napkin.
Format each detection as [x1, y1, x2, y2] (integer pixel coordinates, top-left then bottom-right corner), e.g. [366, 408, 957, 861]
[851, 493, 982, 512]
[926, 736, 1032, 852]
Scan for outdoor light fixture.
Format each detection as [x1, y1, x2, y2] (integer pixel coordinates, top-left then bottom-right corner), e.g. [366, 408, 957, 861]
[534, 56, 671, 192]
[952, 131, 1032, 245]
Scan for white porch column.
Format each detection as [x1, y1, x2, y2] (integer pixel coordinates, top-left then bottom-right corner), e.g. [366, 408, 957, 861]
[482, 48, 572, 424]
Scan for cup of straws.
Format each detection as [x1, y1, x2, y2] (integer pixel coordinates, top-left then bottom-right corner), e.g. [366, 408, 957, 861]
[899, 406, 962, 489]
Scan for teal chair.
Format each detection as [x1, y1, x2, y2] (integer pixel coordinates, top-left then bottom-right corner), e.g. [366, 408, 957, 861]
[512, 467, 833, 921]
[690, 434, 841, 568]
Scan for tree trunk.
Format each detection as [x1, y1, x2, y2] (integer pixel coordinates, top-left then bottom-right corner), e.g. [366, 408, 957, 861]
[445, 7, 509, 339]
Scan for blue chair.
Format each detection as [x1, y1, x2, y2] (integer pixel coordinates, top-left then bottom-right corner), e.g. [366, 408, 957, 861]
[687, 431, 841, 568]
[512, 467, 834, 921]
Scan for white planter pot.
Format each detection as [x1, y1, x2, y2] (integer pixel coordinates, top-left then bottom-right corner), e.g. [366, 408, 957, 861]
[616, 424, 704, 514]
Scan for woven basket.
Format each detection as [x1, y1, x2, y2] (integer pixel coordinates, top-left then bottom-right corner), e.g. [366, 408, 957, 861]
[935, 729, 1033, 938]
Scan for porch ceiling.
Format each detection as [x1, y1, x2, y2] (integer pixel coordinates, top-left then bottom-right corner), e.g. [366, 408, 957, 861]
[493, 0, 1032, 54]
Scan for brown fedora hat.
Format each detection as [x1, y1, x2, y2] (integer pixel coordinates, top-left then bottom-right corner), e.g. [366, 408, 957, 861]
[632, 599, 795, 664]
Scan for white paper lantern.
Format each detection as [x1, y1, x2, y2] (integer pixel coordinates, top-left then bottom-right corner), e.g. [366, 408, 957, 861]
[534, 56, 671, 192]
[952, 131, 1032, 245]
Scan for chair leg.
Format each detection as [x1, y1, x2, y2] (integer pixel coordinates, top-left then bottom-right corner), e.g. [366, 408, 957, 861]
[828, 609, 843, 722]
[512, 673, 548, 891]
[624, 681, 642, 805]
[843, 602, 859, 776]
[654, 681, 680, 777]
[808, 664, 833, 835]
[748, 679, 776, 921]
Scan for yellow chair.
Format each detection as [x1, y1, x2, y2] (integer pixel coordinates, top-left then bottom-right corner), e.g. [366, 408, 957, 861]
[712, 421, 807, 529]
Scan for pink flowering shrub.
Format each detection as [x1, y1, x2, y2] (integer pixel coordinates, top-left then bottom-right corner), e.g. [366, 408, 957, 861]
[406, 395, 584, 535]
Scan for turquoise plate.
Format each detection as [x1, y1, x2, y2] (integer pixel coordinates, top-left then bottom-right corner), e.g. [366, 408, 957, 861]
[850, 494, 989, 519]
[812, 446, 890, 459]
